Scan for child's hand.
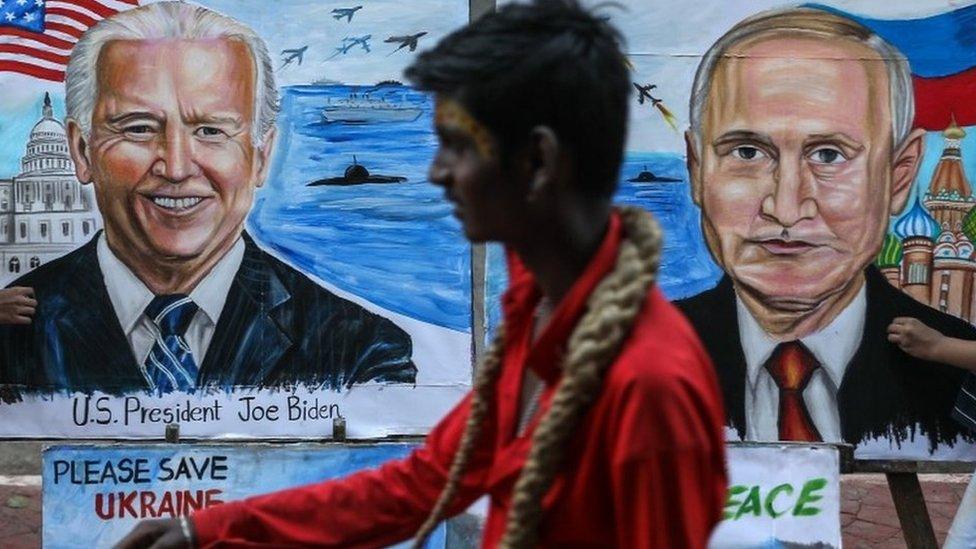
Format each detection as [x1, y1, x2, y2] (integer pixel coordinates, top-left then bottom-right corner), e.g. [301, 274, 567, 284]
[0, 287, 35, 325]
[887, 317, 944, 362]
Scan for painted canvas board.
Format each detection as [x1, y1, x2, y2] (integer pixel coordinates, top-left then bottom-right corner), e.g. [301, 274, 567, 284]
[41, 443, 451, 548]
[710, 444, 842, 548]
[0, 0, 472, 438]
[491, 0, 976, 459]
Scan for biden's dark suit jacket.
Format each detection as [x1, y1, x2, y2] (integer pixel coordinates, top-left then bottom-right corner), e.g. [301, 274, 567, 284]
[675, 266, 975, 451]
[0, 232, 416, 396]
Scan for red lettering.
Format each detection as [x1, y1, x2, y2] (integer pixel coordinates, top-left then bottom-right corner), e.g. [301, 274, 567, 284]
[157, 491, 175, 518]
[183, 490, 204, 514]
[118, 491, 138, 518]
[204, 489, 224, 507]
[94, 489, 225, 521]
[139, 491, 158, 518]
[94, 493, 114, 520]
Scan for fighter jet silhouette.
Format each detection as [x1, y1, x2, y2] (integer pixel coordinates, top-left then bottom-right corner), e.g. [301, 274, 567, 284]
[332, 6, 362, 23]
[633, 83, 661, 106]
[331, 35, 372, 57]
[279, 45, 308, 69]
[633, 83, 679, 131]
[385, 32, 428, 54]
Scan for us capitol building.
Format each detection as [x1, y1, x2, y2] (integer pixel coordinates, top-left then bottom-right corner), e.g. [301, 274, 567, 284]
[0, 93, 101, 285]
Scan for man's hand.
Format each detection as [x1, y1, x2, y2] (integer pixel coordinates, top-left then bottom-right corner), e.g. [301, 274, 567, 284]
[114, 518, 192, 549]
[887, 316, 944, 362]
[0, 287, 36, 325]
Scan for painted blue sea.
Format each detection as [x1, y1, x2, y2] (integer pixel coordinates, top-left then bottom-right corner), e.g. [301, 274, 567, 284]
[246, 85, 720, 335]
[247, 85, 471, 332]
[485, 153, 723, 335]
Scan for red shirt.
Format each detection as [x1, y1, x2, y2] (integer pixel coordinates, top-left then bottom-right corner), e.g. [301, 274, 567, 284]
[192, 212, 728, 548]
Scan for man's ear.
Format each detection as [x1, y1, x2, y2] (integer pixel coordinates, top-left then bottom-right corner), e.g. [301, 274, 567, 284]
[890, 127, 926, 215]
[66, 119, 93, 184]
[253, 127, 277, 188]
[685, 130, 703, 206]
[526, 126, 559, 202]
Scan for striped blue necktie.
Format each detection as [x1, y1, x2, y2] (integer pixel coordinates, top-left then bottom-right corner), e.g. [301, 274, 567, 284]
[143, 294, 199, 393]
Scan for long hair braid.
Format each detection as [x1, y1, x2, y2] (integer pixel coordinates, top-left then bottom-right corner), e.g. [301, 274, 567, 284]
[412, 326, 507, 547]
[414, 206, 663, 548]
[500, 205, 662, 547]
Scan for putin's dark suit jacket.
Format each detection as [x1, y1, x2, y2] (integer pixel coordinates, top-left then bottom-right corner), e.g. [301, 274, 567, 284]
[675, 266, 975, 451]
[0, 232, 416, 396]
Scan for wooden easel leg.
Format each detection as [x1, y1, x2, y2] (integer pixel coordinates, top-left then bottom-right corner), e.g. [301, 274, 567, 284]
[886, 472, 938, 548]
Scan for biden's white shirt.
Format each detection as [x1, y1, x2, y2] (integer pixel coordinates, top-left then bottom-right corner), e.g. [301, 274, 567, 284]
[97, 233, 245, 374]
[736, 285, 867, 442]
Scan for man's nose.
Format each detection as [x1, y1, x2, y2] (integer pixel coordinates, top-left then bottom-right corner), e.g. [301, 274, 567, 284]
[428, 153, 450, 187]
[152, 129, 200, 183]
[761, 159, 817, 227]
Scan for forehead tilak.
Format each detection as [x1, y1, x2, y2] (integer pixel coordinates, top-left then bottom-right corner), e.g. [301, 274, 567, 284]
[434, 98, 496, 159]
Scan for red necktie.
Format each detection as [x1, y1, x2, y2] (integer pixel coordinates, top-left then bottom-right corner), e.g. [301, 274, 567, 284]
[765, 342, 822, 442]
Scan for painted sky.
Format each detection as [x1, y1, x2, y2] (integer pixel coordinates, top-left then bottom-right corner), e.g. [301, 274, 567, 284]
[185, 0, 467, 86]
[504, 0, 976, 153]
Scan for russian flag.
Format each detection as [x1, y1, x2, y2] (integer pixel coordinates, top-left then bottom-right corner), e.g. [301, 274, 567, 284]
[808, 3, 976, 131]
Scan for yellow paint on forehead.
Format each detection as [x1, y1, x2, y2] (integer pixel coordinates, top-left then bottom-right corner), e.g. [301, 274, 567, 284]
[434, 98, 496, 160]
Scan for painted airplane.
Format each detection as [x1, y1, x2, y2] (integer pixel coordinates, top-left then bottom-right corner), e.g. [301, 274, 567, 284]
[334, 35, 372, 56]
[332, 6, 362, 23]
[633, 83, 661, 106]
[385, 32, 428, 54]
[633, 83, 678, 131]
[279, 45, 308, 68]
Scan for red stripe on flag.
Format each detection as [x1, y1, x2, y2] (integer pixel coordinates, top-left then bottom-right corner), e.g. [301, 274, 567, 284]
[0, 27, 75, 50]
[0, 60, 64, 81]
[46, 22, 85, 40]
[0, 43, 70, 65]
[67, 0, 121, 19]
[46, 6, 100, 28]
[913, 68, 976, 130]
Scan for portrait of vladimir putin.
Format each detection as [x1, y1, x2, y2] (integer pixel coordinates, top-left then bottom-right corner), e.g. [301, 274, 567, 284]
[0, 2, 416, 395]
[676, 7, 975, 450]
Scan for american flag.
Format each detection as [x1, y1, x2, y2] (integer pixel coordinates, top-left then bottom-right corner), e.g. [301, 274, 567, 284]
[0, 0, 139, 82]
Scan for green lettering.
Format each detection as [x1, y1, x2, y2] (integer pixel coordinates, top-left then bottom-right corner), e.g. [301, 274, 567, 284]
[764, 483, 793, 518]
[793, 478, 827, 517]
[735, 486, 762, 520]
[723, 485, 748, 520]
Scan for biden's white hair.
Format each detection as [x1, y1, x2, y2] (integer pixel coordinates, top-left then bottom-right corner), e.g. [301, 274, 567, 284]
[64, 1, 278, 148]
[689, 7, 914, 153]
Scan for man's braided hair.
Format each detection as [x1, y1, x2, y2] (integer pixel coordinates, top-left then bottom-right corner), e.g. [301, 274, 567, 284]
[406, 2, 643, 545]
[413, 206, 663, 547]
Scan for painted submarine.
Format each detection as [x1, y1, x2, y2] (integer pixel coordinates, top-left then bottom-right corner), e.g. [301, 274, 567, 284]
[626, 165, 682, 183]
[307, 156, 407, 186]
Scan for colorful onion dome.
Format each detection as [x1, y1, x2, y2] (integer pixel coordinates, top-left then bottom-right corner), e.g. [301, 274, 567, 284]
[894, 197, 940, 240]
[876, 233, 903, 268]
[962, 206, 976, 244]
[944, 116, 967, 140]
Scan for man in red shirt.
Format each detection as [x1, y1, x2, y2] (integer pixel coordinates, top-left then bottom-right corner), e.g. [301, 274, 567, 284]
[117, 1, 727, 547]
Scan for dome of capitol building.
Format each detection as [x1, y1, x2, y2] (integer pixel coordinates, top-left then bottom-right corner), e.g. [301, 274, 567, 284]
[21, 92, 73, 175]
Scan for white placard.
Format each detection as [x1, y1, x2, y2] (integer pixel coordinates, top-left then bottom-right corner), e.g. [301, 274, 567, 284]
[710, 444, 841, 548]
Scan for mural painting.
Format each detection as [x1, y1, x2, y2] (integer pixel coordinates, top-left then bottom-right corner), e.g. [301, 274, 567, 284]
[488, 0, 976, 460]
[0, 0, 472, 438]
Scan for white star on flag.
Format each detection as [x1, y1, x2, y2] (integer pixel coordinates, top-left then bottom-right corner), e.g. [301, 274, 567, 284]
[15, 0, 26, 7]
[3, 11, 13, 21]
[33, 0, 41, 6]
[22, 11, 33, 21]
